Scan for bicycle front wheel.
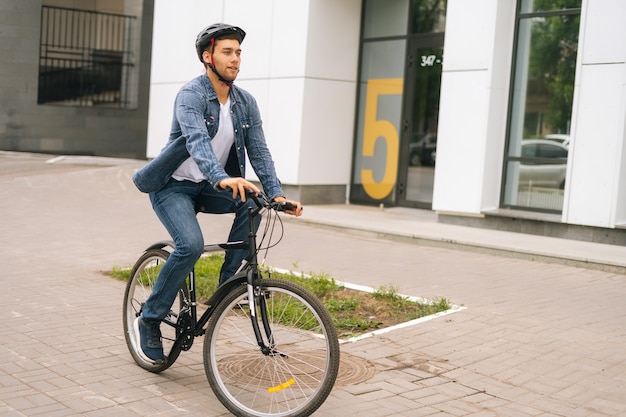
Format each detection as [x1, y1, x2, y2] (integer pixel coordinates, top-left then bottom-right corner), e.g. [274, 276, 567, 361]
[204, 278, 340, 417]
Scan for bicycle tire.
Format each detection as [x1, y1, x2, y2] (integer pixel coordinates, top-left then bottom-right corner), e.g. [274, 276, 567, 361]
[122, 248, 186, 373]
[203, 278, 340, 417]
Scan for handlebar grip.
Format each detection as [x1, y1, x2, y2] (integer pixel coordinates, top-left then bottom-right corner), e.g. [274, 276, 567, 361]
[276, 201, 299, 212]
[243, 190, 301, 212]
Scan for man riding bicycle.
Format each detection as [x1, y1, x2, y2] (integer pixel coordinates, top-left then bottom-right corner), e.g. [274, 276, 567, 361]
[132, 23, 302, 363]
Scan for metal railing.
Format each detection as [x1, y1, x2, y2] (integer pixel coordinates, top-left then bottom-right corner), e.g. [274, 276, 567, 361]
[38, 6, 136, 108]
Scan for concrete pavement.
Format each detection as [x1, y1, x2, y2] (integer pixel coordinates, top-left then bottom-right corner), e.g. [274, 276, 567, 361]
[1, 151, 625, 416]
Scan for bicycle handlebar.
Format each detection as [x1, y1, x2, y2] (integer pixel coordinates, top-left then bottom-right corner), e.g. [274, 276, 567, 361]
[248, 190, 299, 212]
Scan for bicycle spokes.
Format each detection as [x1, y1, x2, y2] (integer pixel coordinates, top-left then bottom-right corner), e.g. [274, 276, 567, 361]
[204, 279, 339, 417]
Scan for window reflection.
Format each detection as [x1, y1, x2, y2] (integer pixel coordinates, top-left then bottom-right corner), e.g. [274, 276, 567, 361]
[363, 0, 408, 39]
[411, 0, 447, 33]
[519, 139, 568, 189]
[503, 2, 581, 212]
[521, 0, 582, 13]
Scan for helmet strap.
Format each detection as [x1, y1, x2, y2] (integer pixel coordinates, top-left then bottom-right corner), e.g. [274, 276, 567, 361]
[206, 38, 234, 88]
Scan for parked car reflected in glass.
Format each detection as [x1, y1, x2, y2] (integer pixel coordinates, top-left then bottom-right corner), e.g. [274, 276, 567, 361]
[519, 138, 569, 189]
[543, 133, 570, 147]
[409, 133, 437, 166]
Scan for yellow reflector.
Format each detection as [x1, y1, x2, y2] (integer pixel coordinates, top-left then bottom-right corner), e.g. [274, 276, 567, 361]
[267, 378, 295, 393]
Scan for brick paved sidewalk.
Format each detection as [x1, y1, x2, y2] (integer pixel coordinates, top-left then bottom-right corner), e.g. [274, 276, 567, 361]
[1, 154, 624, 416]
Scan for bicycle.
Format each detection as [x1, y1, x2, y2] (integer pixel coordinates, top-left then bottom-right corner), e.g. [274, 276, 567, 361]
[122, 191, 340, 417]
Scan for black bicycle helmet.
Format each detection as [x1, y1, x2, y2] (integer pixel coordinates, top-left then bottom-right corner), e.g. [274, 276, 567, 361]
[195, 23, 246, 62]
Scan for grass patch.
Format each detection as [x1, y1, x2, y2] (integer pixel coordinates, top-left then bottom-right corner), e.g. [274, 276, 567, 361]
[110, 254, 451, 338]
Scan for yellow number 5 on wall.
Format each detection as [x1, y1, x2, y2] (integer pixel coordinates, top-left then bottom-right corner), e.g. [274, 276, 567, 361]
[361, 78, 403, 200]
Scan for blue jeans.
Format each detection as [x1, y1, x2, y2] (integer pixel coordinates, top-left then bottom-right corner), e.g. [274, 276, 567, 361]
[141, 178, 260, 321]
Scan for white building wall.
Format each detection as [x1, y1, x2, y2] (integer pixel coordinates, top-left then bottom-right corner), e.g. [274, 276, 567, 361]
[563, 0, 626, 228]
[432, 0, 516, 214]
[618, 62, 626, 226]
[299, 0, 361, 185]
[147, 0, 360, 190]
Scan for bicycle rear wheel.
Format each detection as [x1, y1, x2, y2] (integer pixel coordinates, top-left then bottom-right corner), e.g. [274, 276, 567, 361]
[203, 278, 340, 417]
[122, 248, 186, 373]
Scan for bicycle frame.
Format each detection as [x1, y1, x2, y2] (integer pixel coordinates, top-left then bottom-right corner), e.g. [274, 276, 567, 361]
[154, 194, 277, 355]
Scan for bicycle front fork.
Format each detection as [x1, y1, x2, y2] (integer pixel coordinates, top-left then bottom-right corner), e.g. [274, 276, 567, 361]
[246, 272, 276, 355]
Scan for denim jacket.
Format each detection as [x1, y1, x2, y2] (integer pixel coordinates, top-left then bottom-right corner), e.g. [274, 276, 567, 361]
[133, 74, 284, 200]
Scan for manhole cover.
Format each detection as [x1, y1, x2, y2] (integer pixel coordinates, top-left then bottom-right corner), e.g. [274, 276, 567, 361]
[335, 352, 376, 387]
[214, 351, 376, 388]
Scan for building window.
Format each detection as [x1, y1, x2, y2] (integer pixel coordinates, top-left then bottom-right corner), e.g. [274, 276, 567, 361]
[502, 0, 581, 213]
[350, 0, 409, 204]
[38, 6, 137, 109]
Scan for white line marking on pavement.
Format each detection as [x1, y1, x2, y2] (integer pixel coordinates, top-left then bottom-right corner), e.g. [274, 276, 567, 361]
[270, 267, 467, 344]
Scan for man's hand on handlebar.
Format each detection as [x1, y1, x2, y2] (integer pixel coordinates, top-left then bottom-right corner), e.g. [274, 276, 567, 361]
[218, 178, 302, 216]
[218, 177, 260, 202]
[273, 196, 303, 217]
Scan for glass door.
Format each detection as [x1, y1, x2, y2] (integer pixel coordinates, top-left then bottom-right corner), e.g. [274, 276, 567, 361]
[398, 35, 444, 208]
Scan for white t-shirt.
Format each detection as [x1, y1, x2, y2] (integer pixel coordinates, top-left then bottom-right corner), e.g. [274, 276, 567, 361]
[172, 98, 234, 182]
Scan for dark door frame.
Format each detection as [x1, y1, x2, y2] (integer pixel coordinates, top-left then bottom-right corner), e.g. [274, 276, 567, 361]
[397, 33, 445, 209]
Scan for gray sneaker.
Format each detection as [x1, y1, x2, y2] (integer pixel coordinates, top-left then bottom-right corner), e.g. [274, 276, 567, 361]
[133, 317, 166, 363]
